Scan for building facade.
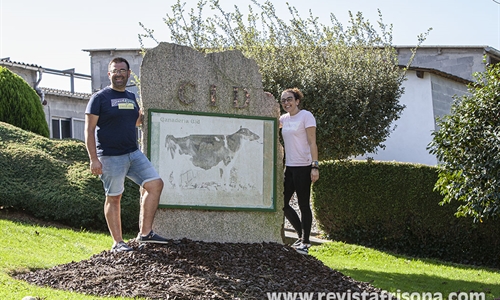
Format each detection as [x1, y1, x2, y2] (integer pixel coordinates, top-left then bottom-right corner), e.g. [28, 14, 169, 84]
[355, 46, 500, 165]
[0, 59, 91, 141]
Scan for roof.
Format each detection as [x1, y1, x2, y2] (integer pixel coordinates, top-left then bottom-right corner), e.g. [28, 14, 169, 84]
[1, 58, 91, 79]
[82, 48, 144, 55]
[0, 58, 42, 70]
[401, 65, 473, 84]
[41, 87, 91, 99]
[395, 45, 500, 61]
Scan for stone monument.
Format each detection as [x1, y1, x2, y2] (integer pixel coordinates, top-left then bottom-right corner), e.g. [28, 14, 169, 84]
[140, 42, 284, 243]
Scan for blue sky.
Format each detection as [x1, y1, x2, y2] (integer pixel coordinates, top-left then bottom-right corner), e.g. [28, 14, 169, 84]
[1, 0, 499, 92]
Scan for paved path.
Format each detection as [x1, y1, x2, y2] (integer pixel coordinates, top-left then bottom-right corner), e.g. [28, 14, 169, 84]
[283, 228, 329, 246]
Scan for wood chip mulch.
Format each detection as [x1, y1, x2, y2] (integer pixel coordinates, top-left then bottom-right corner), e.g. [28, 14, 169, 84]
[14, 238, 384, 299]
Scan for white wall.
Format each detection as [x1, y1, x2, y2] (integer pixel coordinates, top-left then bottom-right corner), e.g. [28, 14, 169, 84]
[356, 70, 439, 165]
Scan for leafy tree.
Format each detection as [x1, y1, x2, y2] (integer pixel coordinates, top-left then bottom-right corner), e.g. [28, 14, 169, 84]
[139, 0, 414, 160]
[428, 62, 500, 221]
[0, 67, 49, 137]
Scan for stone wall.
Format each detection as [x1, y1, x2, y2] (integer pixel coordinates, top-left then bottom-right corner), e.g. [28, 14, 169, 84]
[140, 42, 284, 243]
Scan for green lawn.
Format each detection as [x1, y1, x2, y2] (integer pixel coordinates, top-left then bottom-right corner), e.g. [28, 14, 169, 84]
[0, 218, 142, 300]
[1, 217, 499, 300]
[310, 242, 500, 299]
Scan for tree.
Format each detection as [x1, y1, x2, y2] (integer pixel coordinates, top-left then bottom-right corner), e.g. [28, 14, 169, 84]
[428, 62, 500, 221]
[139, 0, 412, 160]
[0, 67, 49, 137]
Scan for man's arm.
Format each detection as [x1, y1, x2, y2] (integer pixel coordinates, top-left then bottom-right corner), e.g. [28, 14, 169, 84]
[85, 113, 102, 175]
[136, 108, 144, 127]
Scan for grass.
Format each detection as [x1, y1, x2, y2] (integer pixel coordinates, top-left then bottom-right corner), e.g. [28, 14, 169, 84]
[1, 217, 499, 300]
[0, 217, 142, 300]
[310, 242, 500, 299]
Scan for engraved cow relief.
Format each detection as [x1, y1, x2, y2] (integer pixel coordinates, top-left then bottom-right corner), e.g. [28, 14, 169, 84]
[149, 111, 273, 209]
[164, 126, 260, 191]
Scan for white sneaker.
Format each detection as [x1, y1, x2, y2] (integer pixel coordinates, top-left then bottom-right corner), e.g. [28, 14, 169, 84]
[111, 241, 133, 252]
[291, 239, 302, 248]
[295, 242, 311, 255]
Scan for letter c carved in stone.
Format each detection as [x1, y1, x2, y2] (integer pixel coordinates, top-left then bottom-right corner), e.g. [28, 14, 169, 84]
[178, 81, 196, 105]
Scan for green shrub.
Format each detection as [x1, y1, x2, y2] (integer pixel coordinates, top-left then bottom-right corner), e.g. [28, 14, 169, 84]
[429, 63, 500, 221]
[0, 67, 49, 137]
[313, 160, 500, 269]
[0, 122, 140, 232]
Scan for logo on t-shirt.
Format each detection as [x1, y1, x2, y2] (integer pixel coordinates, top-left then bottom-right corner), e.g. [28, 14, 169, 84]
[111, 98, 136, 109]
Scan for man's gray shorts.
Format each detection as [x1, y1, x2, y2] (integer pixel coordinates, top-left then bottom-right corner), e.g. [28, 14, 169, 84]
[99, 149, 161, 196]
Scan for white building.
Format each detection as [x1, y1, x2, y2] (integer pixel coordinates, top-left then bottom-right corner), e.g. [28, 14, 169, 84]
[356, 46, 500, 165]
[0, 59, 91, 141]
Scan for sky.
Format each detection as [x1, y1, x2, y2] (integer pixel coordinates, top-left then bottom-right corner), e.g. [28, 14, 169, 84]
[1, 0, 499, 93]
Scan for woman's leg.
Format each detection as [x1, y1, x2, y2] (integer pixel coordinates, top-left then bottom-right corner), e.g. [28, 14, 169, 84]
[283, 167, 302, 239]
[294, 166, 313, 243]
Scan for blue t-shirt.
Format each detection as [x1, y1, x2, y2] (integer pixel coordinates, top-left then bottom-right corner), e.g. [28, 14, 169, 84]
[85, 86, 139, 156]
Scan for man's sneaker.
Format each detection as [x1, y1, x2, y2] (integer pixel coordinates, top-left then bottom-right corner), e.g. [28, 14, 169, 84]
[137, 230, 169, 244]
[292, 239, 302, 248]
[111, 241, 133, 252]
[295, 242, 311, 255]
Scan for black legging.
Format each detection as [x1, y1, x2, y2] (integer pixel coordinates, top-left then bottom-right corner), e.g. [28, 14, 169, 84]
[283, 165, 313, 244]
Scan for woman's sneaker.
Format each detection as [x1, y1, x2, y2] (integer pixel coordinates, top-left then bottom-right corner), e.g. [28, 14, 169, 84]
[137, 230, 169, 244]
[291, 239, 302, 248]
[295, 242, 311, 255]
[111, 241, 133, 252]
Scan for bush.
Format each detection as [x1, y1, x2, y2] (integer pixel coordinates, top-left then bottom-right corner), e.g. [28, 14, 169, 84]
[313, 160, 500, 269]
[429, 62, 500, 221]
[0, 67, 49, 137]
[0, 122, 140, 232]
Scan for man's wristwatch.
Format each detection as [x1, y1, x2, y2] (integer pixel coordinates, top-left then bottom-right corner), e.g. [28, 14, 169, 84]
[311, 160, 319, 169]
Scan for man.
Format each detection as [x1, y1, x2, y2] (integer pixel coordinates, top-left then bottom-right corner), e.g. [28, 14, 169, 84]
[85, 57, 167, 252]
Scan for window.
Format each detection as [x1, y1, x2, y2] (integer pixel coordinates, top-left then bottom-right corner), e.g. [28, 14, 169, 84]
[51, 118, 85, 141]
[73, 119, 85, 141]
[52, 118, 71, 139]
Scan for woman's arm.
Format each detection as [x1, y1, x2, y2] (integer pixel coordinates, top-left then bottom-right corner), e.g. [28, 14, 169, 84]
[306, 126, 319, 182]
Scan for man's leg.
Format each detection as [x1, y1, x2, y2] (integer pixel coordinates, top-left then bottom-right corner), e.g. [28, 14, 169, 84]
[104, 194, 124, 244]
[139, 178, 164, 236]
[127, 150, 167, 243]
[98, 153, 129, 248]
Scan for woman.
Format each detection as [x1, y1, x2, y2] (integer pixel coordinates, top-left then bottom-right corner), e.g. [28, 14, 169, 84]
[279, 88, 319, 255]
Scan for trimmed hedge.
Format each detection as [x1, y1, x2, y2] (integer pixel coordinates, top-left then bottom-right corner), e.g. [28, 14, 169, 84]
[313, 160, 500, 269]
[0, 67, 49, 137]
[0, 122, 140, 233]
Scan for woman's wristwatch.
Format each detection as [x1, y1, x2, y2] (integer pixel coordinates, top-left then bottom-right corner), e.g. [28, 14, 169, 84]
[311, 160, 319, 170]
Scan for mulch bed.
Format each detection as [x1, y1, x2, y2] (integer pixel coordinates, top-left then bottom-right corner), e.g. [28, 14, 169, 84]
[3, 208, 383, 299]
[14, 239, 384, 299]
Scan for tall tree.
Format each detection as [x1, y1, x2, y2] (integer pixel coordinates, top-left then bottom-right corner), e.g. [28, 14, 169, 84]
[0, 67, 49, 137]
[139, 0, 411, 160]
[429, 62, 500, 221]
